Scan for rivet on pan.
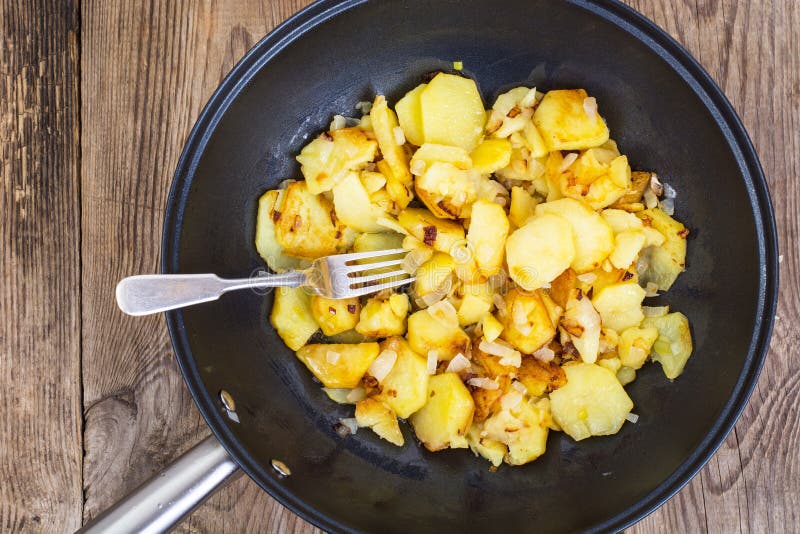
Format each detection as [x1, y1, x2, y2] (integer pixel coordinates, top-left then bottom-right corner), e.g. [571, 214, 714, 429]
[219, 389, 240, 423]
[271, 459, 291, 478]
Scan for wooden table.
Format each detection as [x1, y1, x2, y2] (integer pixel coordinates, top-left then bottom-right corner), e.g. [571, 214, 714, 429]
[1, 1, 796, 531]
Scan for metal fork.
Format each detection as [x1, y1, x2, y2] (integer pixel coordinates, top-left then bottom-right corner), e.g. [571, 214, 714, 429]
[116, 248, 413, 316]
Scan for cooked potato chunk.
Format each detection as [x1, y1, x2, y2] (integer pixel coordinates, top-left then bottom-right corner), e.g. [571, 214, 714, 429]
[535, 198, 614, 273]
[609, 229, 646, 270]
[410, 373, 474, 451]
[457, 294, 492, 326]
[482, 314, 504, 342]
[482, 393, 550, 465]
[255, 189, 308, 272]
[611, 170, 652, 208]
[467, 200, 509, 277]
[332, 171, 387, 232]
[371, 95, 412, 190]
[397, 208, 465, 253]
[353, 232, 405, 253]
[467, 424, 506, 467]
[412, 252, 456, 299]
[642, 312, 693, 379]
[532, 89, 610, 151]
[591, 281, 646, 332]
[415, 162, 478, 219]
[410, 143, 472, 173]
[270, 287, 319, 351]
[395, 83, 427, 146]
[506, 213, 575, 290]
[420, 73, 486, 151]
[516, 357, 567, 396]
[637, 207, 688, 291]
[470, 138, 512, 174]
[550, 363, 633, 441]
[355, 294, 410, 338]
[407, 308, 471, 361]
[508, 186, 538, 228]
[500, 289, 556, 354]
[375, 337, 430, 418]
[296, 127, 377, 194]
[311, 295, 360, 336]
[296, 343, 380, 388]
[618, 326, 659, 370]
[274, 181, 345, 259]
[355, 397, 404, 446]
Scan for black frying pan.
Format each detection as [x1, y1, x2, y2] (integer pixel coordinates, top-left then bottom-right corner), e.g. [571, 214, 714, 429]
[81, 0, 779, 532]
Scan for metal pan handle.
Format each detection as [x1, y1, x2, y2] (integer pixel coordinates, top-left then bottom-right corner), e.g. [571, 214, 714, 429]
[77, 436, 240, 534]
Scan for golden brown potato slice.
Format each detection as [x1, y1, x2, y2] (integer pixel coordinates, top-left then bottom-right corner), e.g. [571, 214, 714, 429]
[397, 208, 465, 254]
[274, 181, 345, 259]
[636, 207, 688, 291]
[310, 295, 360, 336]
[420, 73, 486, 152]
[296, 127, 377, 194]
[407, 308, 470, 361]
[500, 289, 557, 354]
[516, 357, 567, 397]
[355, 294, 410, 338]
[375, 337, 430, 419]
[255, 189, 308, 272]
[295, 343, 380, 389]
[395, 83, 427, 146]
[532, 89, 610, 151]
[410, 373, 474, 451]
[270, 287, 319, 351]
[355, 397, 404, 446]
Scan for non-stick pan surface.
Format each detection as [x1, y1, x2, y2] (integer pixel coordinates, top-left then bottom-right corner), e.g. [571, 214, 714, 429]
[161, 1, 778, 532]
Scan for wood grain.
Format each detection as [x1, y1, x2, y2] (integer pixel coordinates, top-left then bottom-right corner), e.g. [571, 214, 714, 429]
[0, 1, 83, 532]
[0, 0, 795, 532]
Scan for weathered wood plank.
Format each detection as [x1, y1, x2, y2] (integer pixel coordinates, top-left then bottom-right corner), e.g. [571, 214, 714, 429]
[0, 1, 83, 531]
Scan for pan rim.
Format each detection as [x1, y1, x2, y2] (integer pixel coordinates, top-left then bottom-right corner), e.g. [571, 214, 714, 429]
[161, 0, 779, 532]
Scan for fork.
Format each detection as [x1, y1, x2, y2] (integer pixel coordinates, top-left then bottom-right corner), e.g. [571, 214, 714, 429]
[116, 248, 413, 316]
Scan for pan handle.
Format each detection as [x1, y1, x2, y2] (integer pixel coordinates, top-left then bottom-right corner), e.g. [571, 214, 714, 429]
[77, 436, 240, 534]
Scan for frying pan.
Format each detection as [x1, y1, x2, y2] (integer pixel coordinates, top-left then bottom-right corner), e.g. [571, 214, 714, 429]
[79, 0, 779, 532]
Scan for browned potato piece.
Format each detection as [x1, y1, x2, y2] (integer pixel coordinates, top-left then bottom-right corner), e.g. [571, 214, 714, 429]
[471, 381, 506, 423]
[296, 127, 378, 194]
[532, 89, 610, 151]
[410, 373, 475, 451]
[611, 171, 652, 207]
[549, 268, 578, 309]
[274, 181, 345, 259]
[355, 294, 410, 338]
[311, 296, 361, 336]
[500, 289, 557, 354]
[517, 356, 567, 396]
[295, 343, 380, 388]
[355, 397, 404, 446]
[375, 337, 429, 419]
[397, 208, 465, 254]
[407, 309, 470, 360]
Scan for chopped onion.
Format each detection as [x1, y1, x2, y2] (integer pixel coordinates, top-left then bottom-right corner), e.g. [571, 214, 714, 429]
[393, 126, 406, 146]
[355, 101, 373, 114]
[454, 190, 468, 205]
[520, 87, 538, 108]
[473, 322, 484, 338]
[659, 197, 675, 216]
[663, 183, 677, 199]
[427, 350, 438, 375]
[329, 114, 347, 131]
[420, 290, 446, 308]
[583, 96, 598, 119]
[427, 300, 459, 329]
[643, 189, 658, 209]
[368, 349, 398, 383]
[559, 152, 578, 172]
[492, 196, 508, 206]
[277, 179, 296, 190]
[326, 350, 341, 365]
[645, 282, 659, 297]
[446, 353, 471, 373]
[376, 216, 409, 235]
[533, 346, 555, 363]
[401, 248, 433, 275]
[479, 339, 521, 367]
[577, 272, 597, 284]
[649, 174, 664, 196]
[540, 282, 551, 289]
[493, 293, 507, 315]
[500, 390, 523, 410]
[499, 351, 522, 367]
[346, 387, 366, 403]
[488, 272, 507, 292]
[516, 323, 533, 336]
[512, 300, 528, 326]
[511, 380, 528, 394]
[338, 417, 358, 435]
[625, 412, 639, 424]
[410, 158, 426, 175]
[642, 305, 669, 317]
[467, 377, 499, 390]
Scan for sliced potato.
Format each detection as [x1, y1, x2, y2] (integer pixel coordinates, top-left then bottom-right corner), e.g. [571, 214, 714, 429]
[295, 342, 380, 388]
[470, 138, 512, 174]
[395, 83, 427, 146]
[413, 252, 456, 300]
[311, 295, 361, 336]
[609, 229, 646, 270]
[355, 397, 404, 446]
[270, 287, 319, 351]
[415, 162, 478, 219]
[500, 289, 556, 354]
[516, 356, 567, 396]
[410, 373, 474, 451]
[637, 207, 688, 291]
[375, 337, 430, 418]
[353, 231, 405, 253]
[332, 171, 387, 232]
[601, 208, 644, 233]
[355, 294, 410, 338]
[611, 170, 651, 207]
[457, 293, 492, 326]
[591, 281, 646, 332]
[467, 200, 509, 277]
[297, 127, 378, 194]
[549, 363, 633, 441]
[407, 308, 470, 360]
[255, 189, 307, 272]
[482, 313, 504, 342]
[410, 143, 472, 173]
[506, 213, 575, 290]
[508, 186, 538, 228]
[274, 181, 345, 259]
[618, 326, 659, 370]
[420, 73, 485, 152]
[467, 424, 507, 467]
[532, 89, 610, 151]
[484, 397, 550, 465]
[371, 95, 412, 189]
[535, 197, 614, 273]
[397, 208, 465, 254]
[642, 312, 693, 379]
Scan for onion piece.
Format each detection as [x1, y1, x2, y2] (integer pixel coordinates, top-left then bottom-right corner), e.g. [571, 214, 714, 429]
[401, 248, 433, 275]
[467, 377, 499, 390]
[643, 189, 658, 209]
[645, 282, 659, 297]
[559, 152, 578, 172]
[500, 390, 523, 411]
[533, 346, 555, 363]
[427, 300, 459, 329]
[659, 197, 675, 215]
[625, 412, 639, 424]
[493, 293, 507, 316]
[338, 417, 358, 435]
[583, 96, 598, 119]
[479, 340, 522, 368]
[393, 126, 406, 146]
[346, 387, 366, 403]
[642, 305, 669, 317]
[520, 87, 538, 108]
[355, 101, 373, 114]
[511, 380, 528, 395]
[427, 350, 438, 375]
[649, 174, 664, 196]
[577, 272, 597, 284]
[445, 353, 471, 374]
[420, 290, 446, 308]
[499, 351, 522, 368]
[329, 115, 347, 131]
[368, 349, 398, 383]
[376, 216, 409, 235]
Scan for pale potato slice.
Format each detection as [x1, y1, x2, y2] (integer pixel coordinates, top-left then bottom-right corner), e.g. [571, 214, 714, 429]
[467, 424, 506, 467]
[296, 127, 377, 194]
[535, 197, 614, 273]
[395, 83, 427, 146]
[601, 208, 644, 233]
[532, 89, 610, 151]
[410, 143, 472, 173]
[637, 207, 688, 291]
[618, 325, 659, 370]
[255, 189, 308, 272]
[355, 397, 404, 446]
[410, 373, 474, 451]
[311, 295, 360, 336]
[332, 171, 387, 232]
[407, 308, 471, 361]
[295, 343, 380, 388]
[549, 363, 633, 441]
[467, 200, 509, 277]
[420, 73, 486, 151]
[522, 120, 548, 158]
[457, 294, 492, 326]
[375, 337, 429, 418]
[482, 314, 504, 342]
[412, 252, 456, 300]
[591, 282, 646, 332]
[371, 94, 412, 188]
[355, 294, 409, 338]
[642, 312, 693, 379]
[470, 138, 512, 174]
[274, 181, 345, 259]
[609, 229, 646, 269]
[506, 213, 575, 290]
[353, 231, 405, 253]
[397, 208, 465, 254]
[482, 395, 549, 465]
[415, 162, 478, 219]
[500, 289, 556, 354]
[508, 186, 538, 228]
[270, 287, 319, 351]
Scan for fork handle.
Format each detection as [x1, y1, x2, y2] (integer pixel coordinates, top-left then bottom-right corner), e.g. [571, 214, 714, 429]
[116, 272, 307, 316]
